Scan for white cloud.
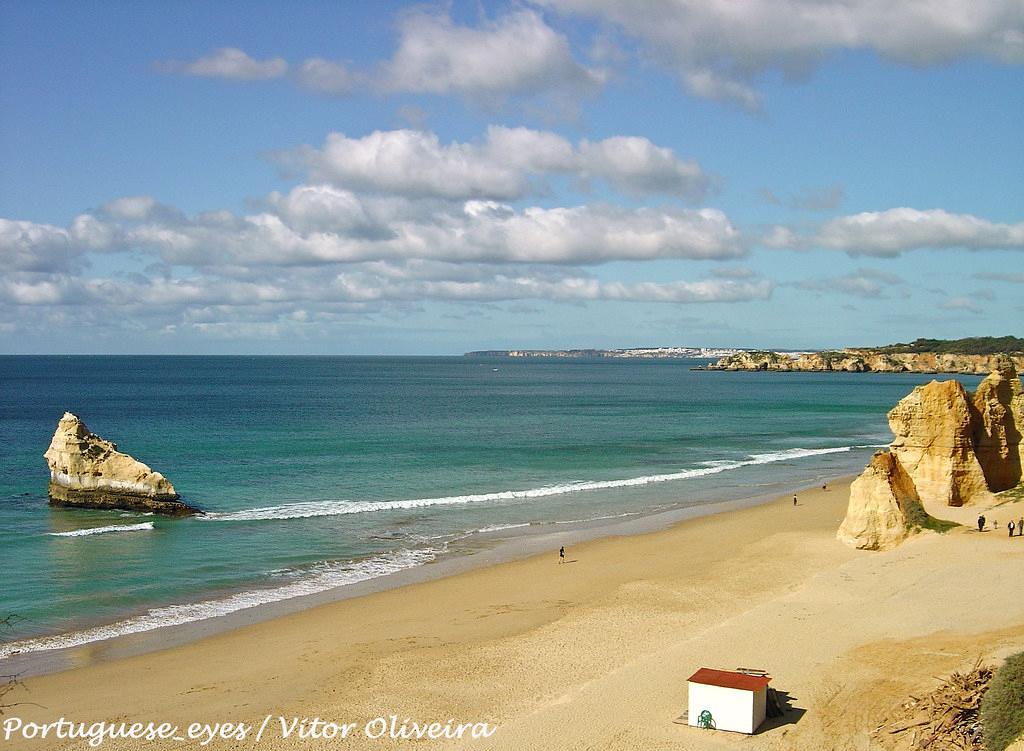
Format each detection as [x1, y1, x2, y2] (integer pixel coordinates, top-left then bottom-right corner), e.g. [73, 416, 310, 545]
[157, 47, 288, 81]
[0, 218, 79, 272]
[538, 0, 1024, 108]
[100, 196, 159, 220]
[155, 11, 603, 112]
[766, 208, 1024, 256]
[974, 271, 1024, 284]
[454, 204, 742, 264]
[265, 185, 383, 236]
[0, 268, 770, 312]
[683, 69, 761, 111]
[295, 58, 356, 95]
[577, 136, 710, 198]
[2, 191, 743, 269]
[0, 182, 755, 343]
[941, 296, 982, 314]
[710, 266, 757, 280]
[297, 129, 525, 200]
[293, 126, 711, 201]
[377, 276, 771, 304]
[795, 268, 905, 298]
[378, 9, 606, 100]
[760, 184, 845, 212]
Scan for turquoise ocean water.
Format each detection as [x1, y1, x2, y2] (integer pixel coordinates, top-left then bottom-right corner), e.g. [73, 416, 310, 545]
[0, 356, 983, 658]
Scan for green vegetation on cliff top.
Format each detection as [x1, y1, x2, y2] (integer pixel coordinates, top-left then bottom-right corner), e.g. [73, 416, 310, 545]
[864, 337, 1024, 355]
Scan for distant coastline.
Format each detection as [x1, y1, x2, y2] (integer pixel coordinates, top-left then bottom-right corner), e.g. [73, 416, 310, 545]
[464, 347, 741, 359]
[466, 336, 1024, 373]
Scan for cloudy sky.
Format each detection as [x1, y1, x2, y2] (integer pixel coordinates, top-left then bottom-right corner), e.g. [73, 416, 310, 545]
[1, 1, 1022, 354]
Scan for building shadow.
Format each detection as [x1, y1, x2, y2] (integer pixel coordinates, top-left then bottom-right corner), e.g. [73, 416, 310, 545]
[756, 688, 807, 733]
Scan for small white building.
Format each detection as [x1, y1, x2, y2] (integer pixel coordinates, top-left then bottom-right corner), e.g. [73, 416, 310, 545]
[687, 667, 771, 734]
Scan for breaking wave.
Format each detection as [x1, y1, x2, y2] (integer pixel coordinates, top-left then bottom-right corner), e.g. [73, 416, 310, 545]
[48, 522, 154, 537]
[202, 445, 872, 523]
[0, 547, 438, 660]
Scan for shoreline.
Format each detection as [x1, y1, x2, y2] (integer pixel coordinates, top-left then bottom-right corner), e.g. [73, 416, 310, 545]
[6, 476, 1024, 749]
[1, 474, 848, 679]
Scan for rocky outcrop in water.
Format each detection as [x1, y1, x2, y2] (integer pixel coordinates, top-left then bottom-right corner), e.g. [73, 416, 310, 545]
[709, 350, 793, 370]
[888, 380, 993, 509]
[837, 451, 920, 550]
[44, 412, 199, 515]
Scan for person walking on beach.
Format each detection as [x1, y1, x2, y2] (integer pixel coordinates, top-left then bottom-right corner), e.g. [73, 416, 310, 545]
[1011, 521, 1017, 538]
[978, 515, 986, 532]
[793, 495, 797, 507]
[558, 546, 565, 564]
[1018, 517, 1023, 536]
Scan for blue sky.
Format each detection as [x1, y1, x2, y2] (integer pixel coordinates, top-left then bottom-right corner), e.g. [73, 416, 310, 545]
[1, 0, 1022, 354]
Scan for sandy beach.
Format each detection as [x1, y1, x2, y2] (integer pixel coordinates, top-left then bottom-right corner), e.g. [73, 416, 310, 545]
[4, 479, 1023, 750]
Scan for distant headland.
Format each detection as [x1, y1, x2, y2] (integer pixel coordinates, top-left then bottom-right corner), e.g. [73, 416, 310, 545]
[705, 336, 1024, 374]
[464, 346, 742, 359]
[465, 336, 1024, 374]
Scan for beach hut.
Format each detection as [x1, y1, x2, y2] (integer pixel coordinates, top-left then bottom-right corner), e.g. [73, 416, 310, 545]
[687, 668, 771, 734]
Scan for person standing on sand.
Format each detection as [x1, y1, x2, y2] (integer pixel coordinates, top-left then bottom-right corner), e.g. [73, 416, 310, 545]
[1011, 521, 1017, 538]
[1018, 517, 1023, 536]
[978, 515, 986, 532]
[793, 495, 797, 506]
[559, 546, 565, 564]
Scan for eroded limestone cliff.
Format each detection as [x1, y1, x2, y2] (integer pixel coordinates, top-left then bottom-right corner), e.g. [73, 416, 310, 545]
[710, 351, 1024, 374]
[971, 359, 1024, 492]
[837, 451, 920, 550]
[888, 380, 992, 509]
[839, 361, 1024, 549]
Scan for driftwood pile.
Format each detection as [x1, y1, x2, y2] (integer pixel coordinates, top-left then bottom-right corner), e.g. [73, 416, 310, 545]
[873, 662, 993, 750]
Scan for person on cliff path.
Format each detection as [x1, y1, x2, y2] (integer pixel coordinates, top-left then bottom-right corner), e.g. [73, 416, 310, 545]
[977, 515, 986, 532]
[559, 546, 565, 564]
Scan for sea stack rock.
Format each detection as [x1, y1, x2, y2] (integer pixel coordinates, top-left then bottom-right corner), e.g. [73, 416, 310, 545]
[888, 379, 992, 509]
[970, 358, 1024, 492]
[838, 451, 919, 550]
[44, 412, 198, 515]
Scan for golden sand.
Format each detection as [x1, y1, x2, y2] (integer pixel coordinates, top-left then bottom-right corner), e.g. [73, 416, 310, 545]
[5, 480, 1023, 750]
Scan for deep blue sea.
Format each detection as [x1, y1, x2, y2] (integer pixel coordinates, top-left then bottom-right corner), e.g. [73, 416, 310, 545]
[0, 356, 983, 658]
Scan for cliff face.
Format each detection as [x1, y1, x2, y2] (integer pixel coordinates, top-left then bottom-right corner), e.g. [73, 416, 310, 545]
[839, 361, 1024, 549]
[44, 412, 198, 515]
[971, 359, 1024, 491]
[837, 451, 919, 550]
[888, 380, 992, 509]
[710, 350, 792, 370]
[710, 350, 1024, 374]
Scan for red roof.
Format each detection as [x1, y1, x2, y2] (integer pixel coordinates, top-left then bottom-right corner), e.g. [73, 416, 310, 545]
[688, 668, 771, 692]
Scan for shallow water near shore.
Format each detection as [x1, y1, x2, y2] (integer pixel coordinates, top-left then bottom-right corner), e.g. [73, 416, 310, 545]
[0, 355, 984, 659]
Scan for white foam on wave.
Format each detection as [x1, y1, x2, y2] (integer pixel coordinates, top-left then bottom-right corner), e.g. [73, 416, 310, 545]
[202, 445, 870, 523]
[48, 522, 154, 537]
[474, 522, 532, 534]
[0, 547, 438, 660]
